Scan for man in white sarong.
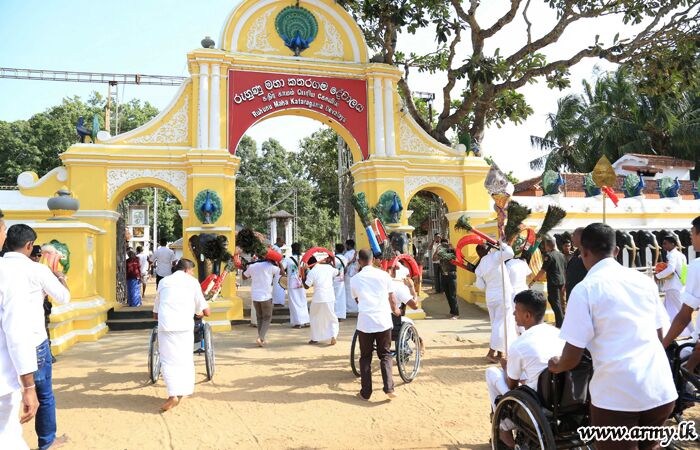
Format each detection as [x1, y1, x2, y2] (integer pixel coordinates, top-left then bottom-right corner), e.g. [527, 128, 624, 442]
[304, 253, 340, 345]
[656, 235, 693, 337]
[475, 242, 517, 363]
[506, 241, 532, 336]
[153, 259, 210, 412]
[333, 244, 348, 320]
[343, 240, 359, 313]
[286, 243, 310, 328]
[272, 238, 287, 307]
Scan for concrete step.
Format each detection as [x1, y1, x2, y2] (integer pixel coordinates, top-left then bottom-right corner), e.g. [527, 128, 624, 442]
[106, 318, 157, 331]
[107, 306, 153, 321]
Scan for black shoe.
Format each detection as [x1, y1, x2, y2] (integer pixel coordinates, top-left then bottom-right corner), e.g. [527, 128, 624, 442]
[52, 356, 57, 364]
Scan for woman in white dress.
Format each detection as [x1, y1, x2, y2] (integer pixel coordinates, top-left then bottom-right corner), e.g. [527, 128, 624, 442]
[287, 243, 310, 328]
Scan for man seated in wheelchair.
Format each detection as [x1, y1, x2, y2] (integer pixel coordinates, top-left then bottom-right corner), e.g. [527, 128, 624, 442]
[663, 216, 700, 375]
[388, 262, 422, 346]
[486, 290, 564, 447]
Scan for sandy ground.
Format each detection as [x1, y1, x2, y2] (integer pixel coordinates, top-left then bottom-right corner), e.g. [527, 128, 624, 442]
[21, 288, 700, 450]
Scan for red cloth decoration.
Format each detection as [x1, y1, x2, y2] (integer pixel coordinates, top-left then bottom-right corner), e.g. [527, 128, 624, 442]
[601, 186, 619, 207]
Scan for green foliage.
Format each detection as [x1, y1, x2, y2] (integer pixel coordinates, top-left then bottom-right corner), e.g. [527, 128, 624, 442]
[407, 193, 431, 236]
[0, 92, 158, 185]
[531, 67, 700, 176]
[235, 132, 342, 249]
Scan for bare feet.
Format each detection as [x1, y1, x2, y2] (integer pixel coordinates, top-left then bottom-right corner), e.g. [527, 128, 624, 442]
[161, 396, 180, 412]
[302, 323, 310, 328]
[308, 340, 319, 345]
[47, 434, 69, 449]
[292, 325, 301, 329]
[256, 338, 264, 347]
[330, 337, 337, 346]
[386, 392, 398, 400]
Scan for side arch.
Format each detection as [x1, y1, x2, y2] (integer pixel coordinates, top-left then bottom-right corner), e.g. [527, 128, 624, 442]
[405, 182, 464, 214]
[108, 176, 187, 212]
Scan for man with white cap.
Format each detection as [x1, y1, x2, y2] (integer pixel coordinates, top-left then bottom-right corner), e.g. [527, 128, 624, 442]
[303, 252, 340, 345]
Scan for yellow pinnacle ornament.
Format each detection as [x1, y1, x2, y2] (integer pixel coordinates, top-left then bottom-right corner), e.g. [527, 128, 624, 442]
[592, 156, 617, 223]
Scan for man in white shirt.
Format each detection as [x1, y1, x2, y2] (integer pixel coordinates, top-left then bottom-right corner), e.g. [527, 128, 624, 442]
[351, 249, 401, 400]
[303, 254, 340, 345]
[285, 243, 310, 328]
[549, 223, 677, 450]
[656, 235, 692, 337]
[475, 242, 517, 363]
[243, 259, 284, 347]
[333, 244, 348, 320]
[343, 239, 359, 314]
[150, 238, 177, 288]
[663, 216, 700, 371]
[4, 225, 70, 450]
[272, 238, 287, 307]
[486, 290, 564, 447]
[153, 259, 209, 412]
[0, 213, 39, 450]
[136, 246, 150, 296]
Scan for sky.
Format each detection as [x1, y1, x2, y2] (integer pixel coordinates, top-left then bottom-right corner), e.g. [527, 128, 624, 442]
[0, 0, 640, 181]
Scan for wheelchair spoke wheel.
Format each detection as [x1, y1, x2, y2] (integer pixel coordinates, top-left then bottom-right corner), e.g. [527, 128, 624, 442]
[203, 323, 215, 381]
[350, 330, 360, 377]
[148, 327, 160, 384]
[396, 324, 421, 383]
[492, 389, 556, 450]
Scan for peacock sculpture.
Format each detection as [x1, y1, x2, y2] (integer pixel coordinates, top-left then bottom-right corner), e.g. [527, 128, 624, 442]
[582, 173, 601, 197]
[372, 190, 402, 225]
[657, 177, 681, 198]
[623, 173, 645, 198]
[194, 190, 222, 224]
[275, 6, 318, 56]
[200, 191, 217, 224]
[542, 170, 564, 195]
[76, 114, 99, 143]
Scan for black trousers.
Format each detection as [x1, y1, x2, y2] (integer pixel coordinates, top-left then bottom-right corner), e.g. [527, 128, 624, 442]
[590, 401, 675, 450]
[547, 283, 564, 328]
[358, 329, 394, 399]
[156, 274, 165, 288]
[432, 263, 443, 293]
[442, 272, 458, 316]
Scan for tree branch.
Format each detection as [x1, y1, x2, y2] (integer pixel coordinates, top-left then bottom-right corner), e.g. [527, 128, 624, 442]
[482, 0, 522, 39]
[522, 0, 532, 45]
[397, 78, 431, 133]
[439, 26, 462, 121]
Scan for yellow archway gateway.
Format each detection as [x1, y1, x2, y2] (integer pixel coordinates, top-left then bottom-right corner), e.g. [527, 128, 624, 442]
[3, 0, 492, 354]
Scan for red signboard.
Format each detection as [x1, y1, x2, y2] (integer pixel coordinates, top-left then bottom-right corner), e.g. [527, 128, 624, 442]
[228, 70, 368, 159]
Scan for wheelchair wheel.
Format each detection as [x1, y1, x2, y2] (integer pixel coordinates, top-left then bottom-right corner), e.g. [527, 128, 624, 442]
[492, 389, 556, 450]
[396, 323, 421, 383]
[350, 330, 360, 377]
[148, 327, 160, 384]
[203, 323, 215, 381]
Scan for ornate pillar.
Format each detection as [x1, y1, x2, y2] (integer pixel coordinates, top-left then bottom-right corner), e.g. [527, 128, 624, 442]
[383, 78, 396, 157]
[209, 64, 221, 149]
[198, 64, 209, 149]
[372, 77, 386, 157]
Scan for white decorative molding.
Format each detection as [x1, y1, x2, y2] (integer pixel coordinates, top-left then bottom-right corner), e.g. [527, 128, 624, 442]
[106, 169, 187, 203]
[404, 175, 464, 203]
[124, 98, 189, 145]
[246, 8, 276, 52]
[87, 255, 94, 275]
[209, 64, 221, 149]
[399, 118, 442, 155]
[17, 166, 68, 189]
[198, 64, 210, 149]
[316, 14, 343, 57]
[383, 78, 396, 157]
[372, 77, 385, 157]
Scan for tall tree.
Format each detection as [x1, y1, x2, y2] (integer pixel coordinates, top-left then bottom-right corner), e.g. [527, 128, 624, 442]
[338, 0, 700, 146]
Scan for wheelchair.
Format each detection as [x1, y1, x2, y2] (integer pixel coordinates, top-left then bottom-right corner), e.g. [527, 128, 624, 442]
[666, 341, 700, 425]
[350, 313, 421, 383]
[148, 316, 215, 384]
[491, 352, 594, 449]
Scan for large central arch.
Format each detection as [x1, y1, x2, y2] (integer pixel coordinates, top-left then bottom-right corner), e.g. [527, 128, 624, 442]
[7, 0, 492, 352]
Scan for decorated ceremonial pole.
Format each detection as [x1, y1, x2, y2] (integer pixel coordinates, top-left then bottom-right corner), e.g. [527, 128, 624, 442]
[484, 164, 514, 356]
[592, 156, 619, 224]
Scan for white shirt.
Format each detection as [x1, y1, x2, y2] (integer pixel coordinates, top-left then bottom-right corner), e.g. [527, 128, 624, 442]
[682, 258, 700, 309]
[0, 257, 38, 396]
[305, 263, 339, 303]
[507, 323, 564, 389]
[3, 252, 70, 347]
[344, 249, 358, 277]
[656, 248, 687, 292]
[351, 266, 395, 333]
[244, 262, 280, 302]
[506, 258, 531, 296]
[137, 252, 149, 275]
[560, 258, 677, 411]
[393, 282, 413, 306]
[474, 244, 515, 303]
[154, 271, 208, 332]
[151, 246, 177, 277]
